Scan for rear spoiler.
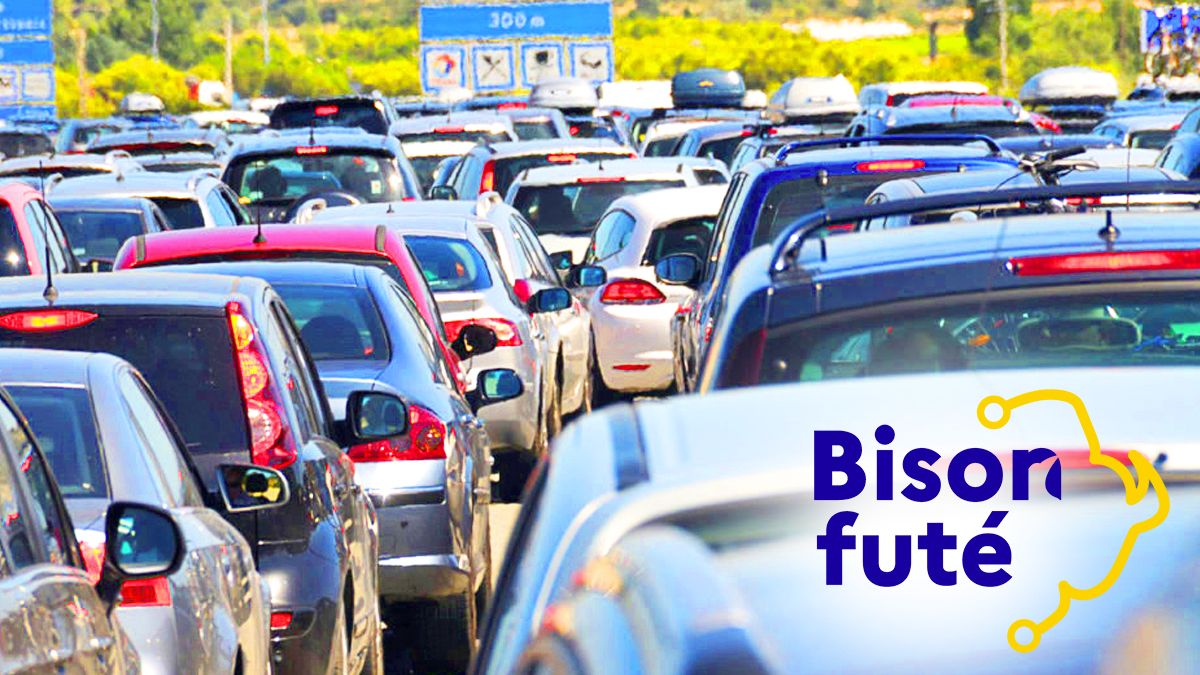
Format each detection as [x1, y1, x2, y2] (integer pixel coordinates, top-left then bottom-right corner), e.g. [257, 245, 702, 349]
[770, 179, 1200, 276]
[773, 134, 1005, 164]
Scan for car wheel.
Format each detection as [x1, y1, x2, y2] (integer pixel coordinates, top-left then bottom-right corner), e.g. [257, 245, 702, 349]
[359, 598, 384, 675]
[546, 370, 563, 439]
[409, 591, 477, 674]
[494, 453, 533, 503]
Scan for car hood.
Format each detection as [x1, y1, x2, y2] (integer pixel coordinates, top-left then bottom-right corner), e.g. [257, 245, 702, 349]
[316, 360, 388, 422]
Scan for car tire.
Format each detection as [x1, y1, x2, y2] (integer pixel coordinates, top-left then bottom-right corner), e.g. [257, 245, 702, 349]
[409, 592, 477, 674]
[494, 453, 533, 503]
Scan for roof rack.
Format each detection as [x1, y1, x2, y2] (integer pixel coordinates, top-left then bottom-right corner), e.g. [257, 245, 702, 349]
[773, 134, 1005, 164]
[771, 179, 1200, 277]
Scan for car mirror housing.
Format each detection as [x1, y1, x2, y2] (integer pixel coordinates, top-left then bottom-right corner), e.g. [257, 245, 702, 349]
[655, 253, 701, 287]
[216, 464, 291, 513]
[466, 369, 524, 411]
[429, 185, 458, 201]
[568, 264, 607, 288]
[346, 391, 409, 442]
[528, 287, 571, 314]
[451, 323, 499, 360]
[97, 502, 185, 611]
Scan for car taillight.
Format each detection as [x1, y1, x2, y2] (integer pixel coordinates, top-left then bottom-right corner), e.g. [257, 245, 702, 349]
[547, 153, 576, 163]
[0, 309, 97, 333]
[480, 160, 496, 192]
[577, 176, 625, 184]
[444, 317, 523, 347]
[569, 125, 580, 136]
[227, 302, 297, 469]
[271, 612, 293, 631]
[409, 404, 448, 460]
[512, 278, 533, 304]
[600, 279, 666, 305]
[77, 531, 171, 607]
[856, 159, 925, 172]
[314, 105, 339, 116]
[1009, 250, 1200, 276]
[435, 126, 465, 133]
[296, 145, 328, 156]
[497, 102, 526, 111]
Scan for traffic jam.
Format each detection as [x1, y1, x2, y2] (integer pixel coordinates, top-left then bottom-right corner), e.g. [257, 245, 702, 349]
[3, 58, 1200, 675]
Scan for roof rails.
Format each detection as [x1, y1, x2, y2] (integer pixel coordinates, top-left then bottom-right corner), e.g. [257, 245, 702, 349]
[773, 134, 1005, 164]
[771, 179, 1200, 277]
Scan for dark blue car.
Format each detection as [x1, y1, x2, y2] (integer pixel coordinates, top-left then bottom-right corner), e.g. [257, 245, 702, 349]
[666, 135, 1019, 393]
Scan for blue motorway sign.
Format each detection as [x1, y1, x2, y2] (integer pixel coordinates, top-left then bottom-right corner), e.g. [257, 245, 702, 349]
[0, 0, 53, 38]
[420, 1, 612, 41]
[0, 40, 54, 65]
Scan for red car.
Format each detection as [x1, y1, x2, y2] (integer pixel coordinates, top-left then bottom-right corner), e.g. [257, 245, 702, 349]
[0, 181, 79, 276]
[112, 223, 467, 390]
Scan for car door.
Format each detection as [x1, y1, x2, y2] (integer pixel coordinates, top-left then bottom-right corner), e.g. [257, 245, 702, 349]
[0, 395, 119, 673]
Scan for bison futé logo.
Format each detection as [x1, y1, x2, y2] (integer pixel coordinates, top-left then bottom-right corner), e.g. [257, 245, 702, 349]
[813, 389, 1170, 653]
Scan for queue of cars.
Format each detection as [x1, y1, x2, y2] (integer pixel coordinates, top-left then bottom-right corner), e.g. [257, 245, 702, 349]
[7, 63, 1200, 675]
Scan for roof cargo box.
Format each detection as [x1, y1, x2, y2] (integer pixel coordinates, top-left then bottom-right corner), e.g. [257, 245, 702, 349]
[672, 69, 746, 109]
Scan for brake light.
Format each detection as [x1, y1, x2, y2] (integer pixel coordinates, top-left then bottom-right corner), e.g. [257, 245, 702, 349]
[409, 404, 448, 460]
[227, 302, 297, 469]
[512, 278, 533, 304]
[314, 105, 339, 117]
[1009, 250, 1200, 276]
[480, 160, 496, 192]
[856, 159, 925, 172]
[271, 612, 294, 631]
[577, 176, 625, 184]
[600, 279, 665, 305]
[613, 364, 650, 371]
[296, 145, 328, 156]
[434, 126, 465, 133]
[0, 309, 97, 333]
[497, 102, 526, 111]
[444, 317, 523, 347]
[569, 125, 580, 136]
[547, 153, 576, 163]
[740, 129, 755, 137]
[121, 577, 172, 607]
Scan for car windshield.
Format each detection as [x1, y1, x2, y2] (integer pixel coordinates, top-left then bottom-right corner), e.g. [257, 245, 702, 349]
[408, 236, 493, 292]
[757, 292, 1200, 385]
[0, 204, 30, 275]
[397, 129, 510, 144]
[753, 170, 929, 246]
[150, 197, 205, 229]
[513, 179, 687, 235]
[643, 216, 717, 264]
[0, 134, 52, 158]
[57, 210, 144, 260]
[0, 314, 247, 457]
[272, 283, 390, 361]
[226, 151, 405, 205]
[492, 152, 630, 196]
[513, 120, 558, 140]
[1130, 129, 1174, 150]
[7, 386, 107, 498]
[73, 125, 122, 147]
[272, 101, 387, 135]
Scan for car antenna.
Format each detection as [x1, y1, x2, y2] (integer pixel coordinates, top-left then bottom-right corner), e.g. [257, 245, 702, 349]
[36, 162, 57, 305]
[1098, 209, 1120, 251]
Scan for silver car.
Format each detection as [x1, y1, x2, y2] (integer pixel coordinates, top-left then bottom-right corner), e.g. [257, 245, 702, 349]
[49, 172, 251, 230]
[0, 348, 283, 675]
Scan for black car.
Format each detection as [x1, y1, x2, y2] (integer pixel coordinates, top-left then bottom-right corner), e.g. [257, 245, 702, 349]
[1156, 133, 1200, 179]
[0, 271, 391, 674]
[49, 196, 171, 270]
[0, 127, 54, 159]
[271, 95, 401, 136]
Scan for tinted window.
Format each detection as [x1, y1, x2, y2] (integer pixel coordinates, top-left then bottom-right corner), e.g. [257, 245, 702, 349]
[492, 152, 631, 197]
[588, 210, 636, 261]
[397, 130, 511, 144]
[225, 151, 406, 205]
[698, 135, 746, 166]
[0, 203, 29, 275]
[642, 216, 716, 265]
[273, 283, 390, 361]
[7, 386, 107, 498]
[1130, 130, 1174, 150]
[513, 121, 559, 140]
[887, 122, 1039, 138]
[0, 315, 247, 457]
[271, 101, 388, 135]
[0, 133, 52, 158]
[151, 197, 205, 229]
[98, 141, 216, 157]
[73, 124, 122, 147]
[513, 180, 685, 236]
[58, 210, 145, 260]
[408, 236, 493, 292]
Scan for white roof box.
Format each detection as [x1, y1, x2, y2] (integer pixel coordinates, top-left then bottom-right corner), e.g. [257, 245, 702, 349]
[769, 75, 861, 120]
[529, 77, 599, 110]
[120, 92, 165, 114]
[1019, 67, 1119, 104]
[598, 80, 673, 110]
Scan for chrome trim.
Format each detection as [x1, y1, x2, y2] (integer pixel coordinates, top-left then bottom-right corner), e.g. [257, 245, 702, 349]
[367, 485, 445, 508]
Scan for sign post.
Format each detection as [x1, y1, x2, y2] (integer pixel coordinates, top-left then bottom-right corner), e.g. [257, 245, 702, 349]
[0, 0, 56, 121]
[419, 0, 613, 95]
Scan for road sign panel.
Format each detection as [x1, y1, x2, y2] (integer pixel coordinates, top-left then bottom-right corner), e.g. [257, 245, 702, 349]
[420, 1, 612, 41]
[421, 45, 467, 91]
[0, 67, 16, 103]
[0, 40, 53, 65]
[569, 42, 612, 82]
[21, 66, 53, 102]
[0, 0, 52, 38]
[472, 45, 517, 92]
[521, 43, 564, 87]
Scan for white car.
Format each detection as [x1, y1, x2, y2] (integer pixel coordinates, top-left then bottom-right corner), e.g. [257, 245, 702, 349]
[577, 185, 727, 398]
[504, 157, 729, 265]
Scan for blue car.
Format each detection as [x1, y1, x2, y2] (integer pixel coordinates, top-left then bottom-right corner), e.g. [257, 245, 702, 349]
[667, 135, 1018, 393]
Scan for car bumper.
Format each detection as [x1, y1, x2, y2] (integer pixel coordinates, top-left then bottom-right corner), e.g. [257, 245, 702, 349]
[592, 301, 676, 393]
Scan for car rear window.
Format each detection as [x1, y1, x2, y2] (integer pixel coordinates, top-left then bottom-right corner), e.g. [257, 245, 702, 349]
[756, 291, 1200, 386]
[272, 283, 390, 361]
[0, 134, 52, 158]
[271, 101, 388, 135]
[1131, 129, 1174, 150]
[0, 204, 30, 275]
[73, 125, 122, 147]
[753, 170, 928, 247]
[698, 135, 746, 166]
[97, 141, 215, 157]
[225, 150, 406, 205]
[408, 155, 448, 194]
[57, 210, 144, 261]
[7, 386, 107, 498]
[397, 129, 511, 144]
[493, 151, 632, 196]
[0, 314, 247, 457]
[643, 216, 716, 265]
[512, 120, 559, 140]
[150, 197, 204, 229]
[408, 235, 493, 292]
[513, 179, 687, 235]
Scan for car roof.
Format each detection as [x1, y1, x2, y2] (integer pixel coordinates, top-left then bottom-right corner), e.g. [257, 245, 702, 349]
[392, 113, 514, 134]
[868, 104, 1024, 127]
[512, 157, 717, 185]
[0, 348, 124, 385]
[604, 185, 728, 226]
[778, 142, 1001, 167]
[228, 130, 398, 156]
[311, 199, 481, 224]
[399, 140, 478, 157]
[882, 165, 1179, 196]
[160, 260, 369, 287]
[51, 172, 210, 198]
[0, 153, 134, 174]
[126, 223, 395, 264]
[480, 139, 628, 157]
[0, 271, 257, 310]
[90, 128, 220, 147]
[48, 195, 156, 212]
[359, 214, 473, 238]
[1095, 113, 1185, 131]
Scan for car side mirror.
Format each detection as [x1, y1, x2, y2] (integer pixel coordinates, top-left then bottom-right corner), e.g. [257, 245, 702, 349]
[548, 250, 573, 271]
[466, 369, 524, 412]
[655, 253, 700, 287]
[450, 323, 499, 360]
[96, 502, 185, 611]
[528, 287, 571, 314]
[429, 185, 458, 201]
[568, 264, 607, 288]
[215, 464, 290, 512]
[346, 391, 409, 442]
